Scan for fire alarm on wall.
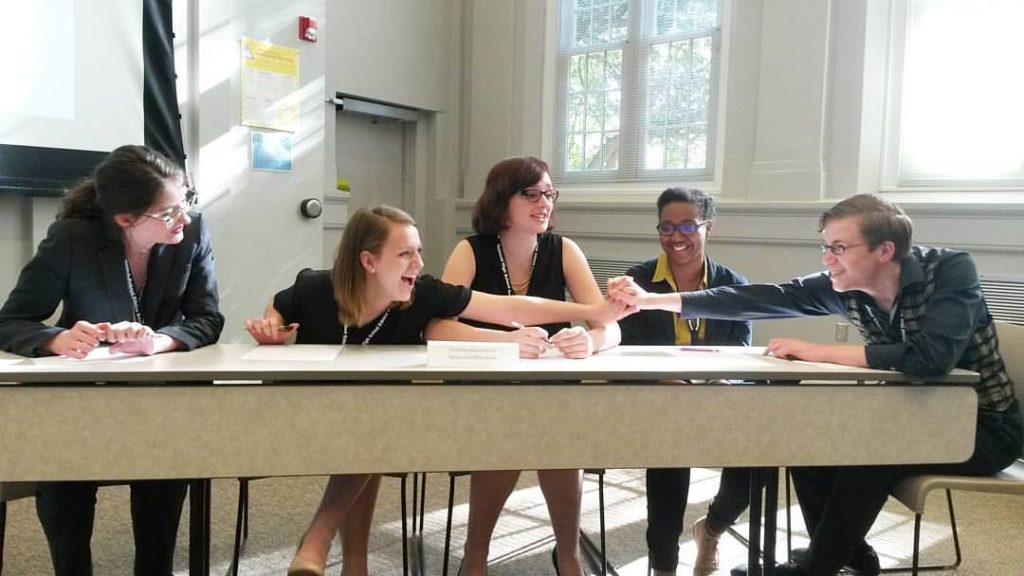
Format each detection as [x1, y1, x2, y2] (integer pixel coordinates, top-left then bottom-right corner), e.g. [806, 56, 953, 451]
[299, 16, 318, 43]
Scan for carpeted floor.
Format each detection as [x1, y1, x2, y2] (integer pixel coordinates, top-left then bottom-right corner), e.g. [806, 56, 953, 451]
[2, 468, 1022, 575]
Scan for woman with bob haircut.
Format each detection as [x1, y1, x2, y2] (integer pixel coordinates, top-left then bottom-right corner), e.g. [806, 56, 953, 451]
[428, 156, 621, 576]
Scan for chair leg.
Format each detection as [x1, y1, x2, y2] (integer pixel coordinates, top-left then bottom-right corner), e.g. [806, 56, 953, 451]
[443, 473, 457, 576]
[409, 472, 427, 575]
[400, 475, 409, 576]
[881, 489, 964, 574]
[1, 500, 7, 576]
[229, 478, 249, 576]
[579, 470, 617, 576]
[785, 467, 793, 561]
[597, 471, 607, 576]
[418, 473, 427, 535]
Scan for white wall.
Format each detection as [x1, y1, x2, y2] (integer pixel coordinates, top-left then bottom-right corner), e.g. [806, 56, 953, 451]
[178, 0, 327, 342]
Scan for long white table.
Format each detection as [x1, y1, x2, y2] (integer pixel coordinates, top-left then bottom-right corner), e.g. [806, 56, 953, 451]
[0, 344, 979, 575]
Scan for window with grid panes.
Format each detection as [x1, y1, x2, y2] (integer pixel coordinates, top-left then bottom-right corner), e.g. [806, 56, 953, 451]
[555, 0, 721, 182]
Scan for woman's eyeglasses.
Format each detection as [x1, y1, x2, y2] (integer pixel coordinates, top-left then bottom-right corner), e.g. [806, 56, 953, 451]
[656, 220, 708, 236]
[142, 188, 198, 229]
[517, 188, 559, 203]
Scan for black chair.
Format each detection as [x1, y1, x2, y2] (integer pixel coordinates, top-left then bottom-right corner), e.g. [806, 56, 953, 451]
[441, 469, 613, 576]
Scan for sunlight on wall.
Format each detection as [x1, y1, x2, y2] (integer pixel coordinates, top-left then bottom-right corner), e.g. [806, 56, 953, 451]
[902, 1, 1024, 177]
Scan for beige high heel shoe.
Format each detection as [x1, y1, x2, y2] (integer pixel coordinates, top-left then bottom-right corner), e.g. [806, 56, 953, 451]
[287, 556, 324, 576]
[287, 535, 325, 576]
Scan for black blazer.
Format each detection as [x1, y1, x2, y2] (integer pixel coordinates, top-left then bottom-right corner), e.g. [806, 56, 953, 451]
[0, 213, 224, 357]
[618, 256, 752, 347]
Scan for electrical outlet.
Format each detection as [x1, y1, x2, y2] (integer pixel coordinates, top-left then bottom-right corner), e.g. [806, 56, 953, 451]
[835, 322, 849, 342]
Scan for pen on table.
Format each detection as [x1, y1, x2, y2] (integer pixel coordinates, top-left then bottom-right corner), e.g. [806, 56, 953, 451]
[511, 321, 552, 343]
[678, 346, 720, 353]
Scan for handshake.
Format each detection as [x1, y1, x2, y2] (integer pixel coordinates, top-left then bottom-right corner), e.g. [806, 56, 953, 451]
[605, 276, 654, 310]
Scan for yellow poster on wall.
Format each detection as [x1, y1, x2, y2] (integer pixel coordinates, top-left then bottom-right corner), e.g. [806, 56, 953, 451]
[240, 37, 300, 132]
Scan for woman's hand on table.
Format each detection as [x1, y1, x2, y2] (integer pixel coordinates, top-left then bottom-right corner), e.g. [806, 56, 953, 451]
[245, 318, 299, 345]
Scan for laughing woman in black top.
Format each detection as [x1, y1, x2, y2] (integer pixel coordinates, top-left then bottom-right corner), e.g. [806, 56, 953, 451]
[245, 205, 626, 576]
[0, 145, 223, 576]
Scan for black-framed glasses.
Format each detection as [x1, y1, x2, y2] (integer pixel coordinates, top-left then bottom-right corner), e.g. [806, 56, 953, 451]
[517, 188, 559, 203]
[142, 188, 198, 229]
[820, 242, 864, 256]
[656, 220, 708, 236]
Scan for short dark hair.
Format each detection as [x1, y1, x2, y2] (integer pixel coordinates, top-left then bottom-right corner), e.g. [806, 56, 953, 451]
[819, 194, 913, 259]
[656, 187, 716, 221]
[471, 156, 552, 235]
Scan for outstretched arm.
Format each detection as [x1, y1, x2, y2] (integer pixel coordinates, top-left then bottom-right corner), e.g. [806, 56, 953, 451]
[553, 237, 621, 357]
[607, 275, 683, 312]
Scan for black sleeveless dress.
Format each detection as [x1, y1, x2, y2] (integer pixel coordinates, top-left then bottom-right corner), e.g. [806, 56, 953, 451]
[460, 233, 570, 336]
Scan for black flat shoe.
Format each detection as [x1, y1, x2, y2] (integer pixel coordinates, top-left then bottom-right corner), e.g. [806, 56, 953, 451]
[731, 562, 805, 576]
[790, 545, 881, 576]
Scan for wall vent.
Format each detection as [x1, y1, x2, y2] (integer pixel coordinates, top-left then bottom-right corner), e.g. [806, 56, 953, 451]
[981, 277, 1024, 325]
[588, 258, 634, 290]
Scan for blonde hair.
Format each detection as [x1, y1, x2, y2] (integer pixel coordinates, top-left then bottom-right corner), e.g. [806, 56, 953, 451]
[331, 205, 416, 326]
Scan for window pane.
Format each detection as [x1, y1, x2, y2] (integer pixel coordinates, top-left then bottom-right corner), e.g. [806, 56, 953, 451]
[899, 0, 1024, 180]
[653, 0, 719, 38]
[605, 91, 621, 132]
[687, 127, 707, 169]
[574, 0, 628, 48]
[568, 54, 587, 92]
[565, 49, 622, 172]
[645, 37, 710, 170]
[647, 129, 666, 169]
[567, 133, 584, 171]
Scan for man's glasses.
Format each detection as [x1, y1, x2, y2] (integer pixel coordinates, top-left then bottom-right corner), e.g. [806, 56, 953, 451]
[142, 188, 198, 229]
[656, 220, 708, 236]
[820, 242, 864, 256]
[517, 188, 559, 203]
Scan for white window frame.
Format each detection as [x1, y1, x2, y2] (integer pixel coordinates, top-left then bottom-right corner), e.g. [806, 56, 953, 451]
[553, 0, 723, 185]
[882, 0, 1024, 191]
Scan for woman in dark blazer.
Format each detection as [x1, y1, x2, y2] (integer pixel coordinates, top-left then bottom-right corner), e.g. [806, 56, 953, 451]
[0, 144, 223, 576]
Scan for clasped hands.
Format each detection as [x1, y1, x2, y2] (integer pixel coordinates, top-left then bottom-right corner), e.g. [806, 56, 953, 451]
[47, 320, 164, 359]
[606, 275, 646, 309]
[512, 324, 594, 359]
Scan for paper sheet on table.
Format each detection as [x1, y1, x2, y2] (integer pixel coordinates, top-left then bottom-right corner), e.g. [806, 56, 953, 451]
[25, 347, 148, 366]
[240, 345, 341, 362]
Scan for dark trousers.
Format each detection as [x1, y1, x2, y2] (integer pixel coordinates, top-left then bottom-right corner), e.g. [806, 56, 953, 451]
[791, 402, 1023, 576]
[646, 467, 757, 571]
[35, 480, 187, 576]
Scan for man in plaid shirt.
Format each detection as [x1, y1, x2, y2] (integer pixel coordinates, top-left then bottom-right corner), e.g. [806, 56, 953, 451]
[608, 193, 1022, 576]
